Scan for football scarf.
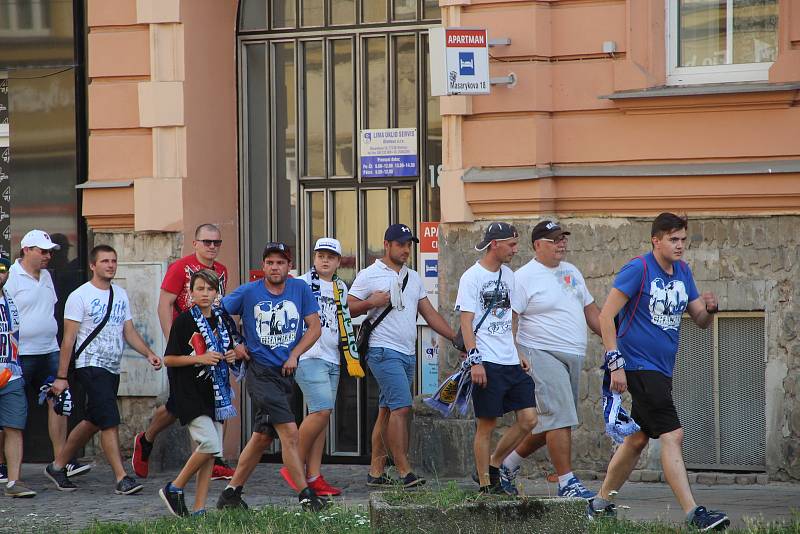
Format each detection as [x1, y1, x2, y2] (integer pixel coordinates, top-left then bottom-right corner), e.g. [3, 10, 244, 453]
[424, 350, 483, 418]
[190, 305, 242, 421]
[601, 367, 640, 444]
[310, 267, 364, 378]
[0, 290, 20, 380]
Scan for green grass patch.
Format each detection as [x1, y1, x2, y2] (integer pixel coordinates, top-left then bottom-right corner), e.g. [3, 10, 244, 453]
[381, 480, 516, 507]
[589, 516, 800, 534]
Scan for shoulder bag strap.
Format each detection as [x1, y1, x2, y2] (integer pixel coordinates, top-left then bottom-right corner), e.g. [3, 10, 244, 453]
[473, 268, 502, 333]
[74, 286, 115, 359]
[367, 272, 409, 331]
[617, 257, 647, 339]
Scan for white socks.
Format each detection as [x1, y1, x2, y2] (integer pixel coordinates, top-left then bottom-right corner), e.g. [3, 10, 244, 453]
[502, 451, 524, 471]
[558, 472, 575, 488]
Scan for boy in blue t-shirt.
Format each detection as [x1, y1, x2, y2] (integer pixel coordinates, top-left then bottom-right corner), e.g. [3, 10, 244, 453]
[590, 213, 730, 532]
[216, 242, 326, 512]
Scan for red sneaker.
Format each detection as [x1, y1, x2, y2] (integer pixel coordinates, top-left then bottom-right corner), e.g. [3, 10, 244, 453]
[211, 461, 235, 481]
[131, 432, 150, 478]
[279, 466, 299, 491]
[308, 475, 342, 497]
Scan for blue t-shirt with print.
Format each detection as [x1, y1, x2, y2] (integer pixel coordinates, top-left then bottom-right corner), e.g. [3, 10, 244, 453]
[614, 252, 699, 377]
[222, 278, 319, 368]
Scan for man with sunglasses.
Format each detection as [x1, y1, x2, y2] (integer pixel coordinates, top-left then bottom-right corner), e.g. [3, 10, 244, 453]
[3, 230, 90, 479]
[498, 220, 601, 498]
[132, 223, 235, 480]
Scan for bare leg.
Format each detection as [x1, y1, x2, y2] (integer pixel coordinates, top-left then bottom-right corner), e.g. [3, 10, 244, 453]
[145, 405, 177, 443]
[274, 422, 308, 492]
[173, 451, 215, 488]
[0, 430, 5, 464]
[386, 407, 412, 476]
[99, 427, 127, 481]
[545, 428, 573, 476]
[3, 429, 22, 482]
[660, 428, 697, 513]
[229, 432, 272, 488]
[369, 407, 390, 477]
[598, 431, 649, 499]
[297, 410, 331, 479]
[513, 431, 547, 460]
[474, 417, 497, 486]
[54, 420, 99, 469]
[192, 456, 214, 511]
[489, 408, 537, 467]
[48, 409, 67, 459]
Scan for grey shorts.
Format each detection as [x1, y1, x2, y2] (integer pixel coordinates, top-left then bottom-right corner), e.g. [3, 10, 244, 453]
[246, 360, 296, 438]
[0, 378, 27, 429]
[522, 346, 583, 434]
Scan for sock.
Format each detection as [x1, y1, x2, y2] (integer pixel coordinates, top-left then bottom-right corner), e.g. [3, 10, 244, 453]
[592, 497, 612, 512]
[558, 472, 575, 488]
[52, 462, 64, 471]
[214, 457, 224, 466]
[502, 451, 524, 471]
[488, 465, 500, 485]
[686, 506, 700, 521]
[225, 484, 236, 491]
[167, 481, 183, 493]
[306, 474, 319, 483]
[141, 434, 152, 446]
[6, 481, 14, 488]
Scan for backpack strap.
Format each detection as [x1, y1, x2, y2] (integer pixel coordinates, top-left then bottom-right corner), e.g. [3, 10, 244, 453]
[617, 256, 646, 340]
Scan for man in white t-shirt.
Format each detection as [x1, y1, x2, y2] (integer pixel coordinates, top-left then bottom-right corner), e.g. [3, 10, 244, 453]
[455, 222, 537, 494]
[348, 224, 455, 489]
[3, 230, 89, 476]
[500, 220, 602, 498]
[44, 245, 162, 495]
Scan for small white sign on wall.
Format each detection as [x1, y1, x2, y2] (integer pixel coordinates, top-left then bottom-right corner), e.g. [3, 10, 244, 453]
[429, 27, 490, 96]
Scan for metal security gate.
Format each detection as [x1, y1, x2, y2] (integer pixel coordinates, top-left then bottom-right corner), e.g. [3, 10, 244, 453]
[674, 313, 766, 471]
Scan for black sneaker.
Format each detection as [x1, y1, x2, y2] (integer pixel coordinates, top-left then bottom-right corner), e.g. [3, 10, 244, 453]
[587, 500, 617, 520]
[298, 487, 329, 512]
[478, 482, 506, 495]
[0, 463, 7, 483]
[366, 472, 394, 487]
[217, 486, 248, 509]
[115, 475, 144, 495]
[159, 483, 189, 517]
[400, 472, 426, 489]
[66, 460, 93, 478]
[44, 463, 77, 492]
[688, 506, 730, 531]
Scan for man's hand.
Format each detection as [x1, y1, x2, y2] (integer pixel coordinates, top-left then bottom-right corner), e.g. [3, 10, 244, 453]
[51, 378, 68, 396]
[147, 353, 163, 370]
[702, 291, 718, 313]
[196, 351, 223, 366]
[471, 363, 487, 388]
[282, 354, 299, 376]
[519, 354, 530, 373]
[223, 349, 237, 364]
[367, 290, 390, 309]
[610, 368, 627, 393]
[233, 343, 250, 361]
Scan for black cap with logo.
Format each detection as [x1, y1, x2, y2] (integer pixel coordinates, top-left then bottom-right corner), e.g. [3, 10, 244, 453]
[531, 220, 570, 242]
[475, 221, 519, 251]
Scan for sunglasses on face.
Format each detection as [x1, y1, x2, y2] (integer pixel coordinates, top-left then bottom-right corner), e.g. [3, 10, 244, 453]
[199, 239, 223, 247]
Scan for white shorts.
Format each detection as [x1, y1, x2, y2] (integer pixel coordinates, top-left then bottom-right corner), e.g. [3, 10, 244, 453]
[188, 415, 224, 455]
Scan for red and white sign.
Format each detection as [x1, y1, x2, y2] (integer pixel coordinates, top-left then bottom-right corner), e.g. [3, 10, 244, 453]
[419, 222, 439, 309]
[420, 222, 439, 253]
[446, 29, 486, 47]
[429, 27, 490, 96]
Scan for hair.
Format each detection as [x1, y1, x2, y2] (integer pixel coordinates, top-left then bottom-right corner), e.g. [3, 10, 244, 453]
[194, 223, 221, 239]
[190, 269, 220, 292]
[89, 244, 117, 265]
[651, 212, 688, 238]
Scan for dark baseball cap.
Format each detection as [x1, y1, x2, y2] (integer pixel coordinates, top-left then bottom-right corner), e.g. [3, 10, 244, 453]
[531, 220, 570, 242]
[475, 222, 519, 251]
[384, 224, 419, 244]
[262, 241, 292, 261]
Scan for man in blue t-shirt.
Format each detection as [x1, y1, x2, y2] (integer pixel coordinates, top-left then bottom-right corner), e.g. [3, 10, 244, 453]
[590, 213, 730, 532]
[215, 242, 326, 512]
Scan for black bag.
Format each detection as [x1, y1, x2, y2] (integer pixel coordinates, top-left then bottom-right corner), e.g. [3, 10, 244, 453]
[452, 269, 502, 353]
[356, 273, 409, 360]
[73, 286, 114, 359]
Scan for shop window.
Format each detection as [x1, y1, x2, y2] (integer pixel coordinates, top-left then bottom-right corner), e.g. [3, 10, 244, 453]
[667, 0, 778, 85]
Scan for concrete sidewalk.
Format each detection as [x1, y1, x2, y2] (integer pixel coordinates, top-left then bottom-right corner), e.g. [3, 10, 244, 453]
[1, 462, 797, 532]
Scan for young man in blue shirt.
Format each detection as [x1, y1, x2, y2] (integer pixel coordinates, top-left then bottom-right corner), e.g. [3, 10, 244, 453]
[216, 242, 326, 512]
[590, 213, 729, 531]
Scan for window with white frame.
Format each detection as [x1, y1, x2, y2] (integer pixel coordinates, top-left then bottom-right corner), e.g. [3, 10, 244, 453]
[667, 0, 778, 85]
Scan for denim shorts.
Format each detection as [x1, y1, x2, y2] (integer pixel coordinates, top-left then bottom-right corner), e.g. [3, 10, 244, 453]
[295, 358, 340, 413]
[0, 378, 27, 429]
[367, 347, 415, 411]
[21, 351, 60, 397]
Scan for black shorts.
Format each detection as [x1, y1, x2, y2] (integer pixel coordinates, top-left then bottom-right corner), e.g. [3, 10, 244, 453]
[246, 360, 296, 438]
[472, 362, 536, 418]
[165, 368, 177, 416]
[75, 367, 121, 430]
[627, 370, 681, 439]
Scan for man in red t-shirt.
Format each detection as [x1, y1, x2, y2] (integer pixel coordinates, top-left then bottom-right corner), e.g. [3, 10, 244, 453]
[132, 224, 236, 480]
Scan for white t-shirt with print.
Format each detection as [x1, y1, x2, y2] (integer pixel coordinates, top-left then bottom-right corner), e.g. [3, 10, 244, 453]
[64, 282, 132, 374]
[298, 272, 348, 365]
[511, 259, 594, 355]
[454, 262, 518, 366]
[349, 260, 426, 356]
[5, 260, 59, 355]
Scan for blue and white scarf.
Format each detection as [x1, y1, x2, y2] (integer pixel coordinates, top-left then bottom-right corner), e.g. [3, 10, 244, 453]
[601, 368, 640, 444]
[0, 290, 21, 379]
[190, 305, 244, 421]
[423, 350, 482, 418]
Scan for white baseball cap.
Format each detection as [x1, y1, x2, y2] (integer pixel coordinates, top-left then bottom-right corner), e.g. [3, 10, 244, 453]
[21, 229, 61, 250]
[314, 237, 342, 256]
